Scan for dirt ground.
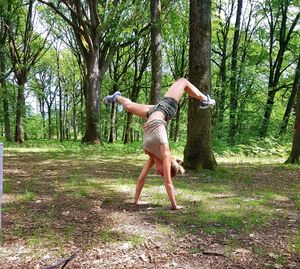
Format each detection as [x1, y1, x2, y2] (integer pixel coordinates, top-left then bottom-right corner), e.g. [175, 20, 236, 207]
[0, 150, 300, 269]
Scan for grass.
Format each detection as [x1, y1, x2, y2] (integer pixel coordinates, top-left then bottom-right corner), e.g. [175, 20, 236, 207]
[1, 140, 299, 267]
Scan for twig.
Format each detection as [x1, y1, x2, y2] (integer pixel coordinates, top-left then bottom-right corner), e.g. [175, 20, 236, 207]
[44, 254, 76, 269]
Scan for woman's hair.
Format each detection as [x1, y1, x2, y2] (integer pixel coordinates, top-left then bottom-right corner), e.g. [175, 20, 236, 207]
[171, 158, 185, 177]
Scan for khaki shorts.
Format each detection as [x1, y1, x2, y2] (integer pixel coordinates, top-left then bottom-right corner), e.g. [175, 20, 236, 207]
[147, 97, 178, 121]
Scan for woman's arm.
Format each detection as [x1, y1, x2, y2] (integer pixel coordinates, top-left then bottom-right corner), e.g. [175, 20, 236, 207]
[134, 157, 154, 204]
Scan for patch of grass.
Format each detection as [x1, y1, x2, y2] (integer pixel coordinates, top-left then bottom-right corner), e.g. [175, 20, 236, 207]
[289, 231, 300, 255]
[99, 229, 143, 247]
[23, 191, 36, 201]
[102, 197, 114, 206]
[3, 180, 13, 193]
[27, 226, 64, 257]
[128, 234, 144, 248]
[65, 225, 74, 239]
[252, 244, 265, 255]
[73, 190, 88, 198]
[12, 223, 24, 238]
[189, 248, 202, 254]
[157, 225, 173, 235]
[99, 230, 120, 243]
[154, 194, 278, 235]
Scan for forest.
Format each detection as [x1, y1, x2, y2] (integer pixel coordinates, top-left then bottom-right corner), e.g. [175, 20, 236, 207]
[0, 0, 299, 161]
[0, 0, 300, 268]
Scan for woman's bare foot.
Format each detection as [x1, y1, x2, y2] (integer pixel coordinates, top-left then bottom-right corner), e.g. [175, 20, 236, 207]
[134, 200, 149, 205]
[170, 205, 184, 210]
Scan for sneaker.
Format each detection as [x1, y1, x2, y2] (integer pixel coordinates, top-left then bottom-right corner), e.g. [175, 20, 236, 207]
[199, 94, 216, 109]
[103, 91, 121, 104]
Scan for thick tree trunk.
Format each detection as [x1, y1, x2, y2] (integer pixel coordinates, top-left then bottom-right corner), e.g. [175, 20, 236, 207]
[150, 0, 162, 105]
[184, 0, 217, 170]
[82, 46, 101, 143]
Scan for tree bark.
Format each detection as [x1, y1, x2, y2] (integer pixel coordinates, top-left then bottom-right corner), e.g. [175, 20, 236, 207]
[184, 0, 217, 170]
[150, 0, 162, 105]
[286, 64, 300, 164]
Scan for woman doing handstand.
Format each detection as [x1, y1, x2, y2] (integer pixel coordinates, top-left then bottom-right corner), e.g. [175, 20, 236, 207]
[104, 78, 215, 210]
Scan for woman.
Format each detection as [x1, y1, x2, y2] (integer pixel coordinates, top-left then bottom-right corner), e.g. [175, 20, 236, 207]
[104, 78, 215, 210]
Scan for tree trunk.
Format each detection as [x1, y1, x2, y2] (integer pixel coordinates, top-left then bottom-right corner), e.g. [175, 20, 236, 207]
[109, 101, 117, 143]
[228, 0, 243, 144]
[72, 98, 78, 142]
[260, 88, 277, 137]
[184, 0, 217, 170]
[15, 83, 25, 143]
[39, 99, 46, 139]
[0, 0, 11, 142]
[82, 50, 100, 143]
[47, 104, 52, 140]
[124, 112, 133, 144]
[286, 66, 300, 164]
[174, 106, 181, 143]
[280, 53, 300, 134]
[0, 63, 11, 142]
[150, 0, 162, 105]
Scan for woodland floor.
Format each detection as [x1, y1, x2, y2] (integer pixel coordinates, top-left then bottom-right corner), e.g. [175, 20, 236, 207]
[0, 144, 300, 269]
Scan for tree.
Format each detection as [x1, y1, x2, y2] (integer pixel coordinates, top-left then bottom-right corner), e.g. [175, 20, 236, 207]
[108, 46, 133, 143]
[7, 0, 49, 142]
[150, 0, 162, 105]
[286, 56, 300, 164]
[228, 0, 243, 144]
[0, 0, 12, 141]
[163, 0, 189, 142]
[32, 51, 58, 140]
[39, 0, 149, 143]
[123, 36, 151, 144]
[212, 0, 234, 127]
[184, 0, 217, 170]
[280, 53, 300, 134]
[259, 0, 300, 137]
[39, 0, 111, 143]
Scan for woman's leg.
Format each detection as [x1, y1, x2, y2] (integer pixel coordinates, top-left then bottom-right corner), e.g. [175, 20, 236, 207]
[115, 96, 154, 119]
[164, 77, 210, 103]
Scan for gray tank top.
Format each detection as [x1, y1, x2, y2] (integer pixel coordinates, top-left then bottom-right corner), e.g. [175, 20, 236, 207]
[143, 119, 168, 159]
